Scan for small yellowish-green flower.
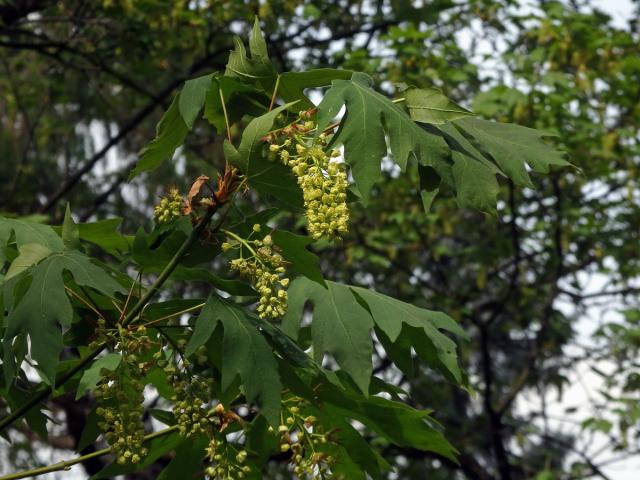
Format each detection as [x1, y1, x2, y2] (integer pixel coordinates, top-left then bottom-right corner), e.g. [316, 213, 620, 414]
[96, 374, 147, 465]
[170, 373, 211, 438]
[227, 229, 290, 320]
[204, 438, 252, 479]
[154, 187, 184, 223]
[283, 146, 349, 239]
[205, 438, 218, 459]
[273, 396, 337, 477]
[271, 119, 350, 240]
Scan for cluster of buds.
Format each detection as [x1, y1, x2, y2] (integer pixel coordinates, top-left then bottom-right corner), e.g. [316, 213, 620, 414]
[93, 325, 156, 464]
[154, 187, 185, 223]
[270, 398, 335, 478]
[269, 116, 349, 240]
[95, 371, 147, 464]
[204, 437, 252, 479]
[155, 336, 215, 438]
[168, 369, 213, 438]
[223, 225, 290, 319]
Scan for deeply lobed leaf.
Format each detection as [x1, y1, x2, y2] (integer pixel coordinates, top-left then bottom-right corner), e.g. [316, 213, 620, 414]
[283, 278, 466, 391]
[316, 73, 450, 204]
[3, 250, 125, 386]
[317, 73, 567, 213]
[185, 297, 282, 425]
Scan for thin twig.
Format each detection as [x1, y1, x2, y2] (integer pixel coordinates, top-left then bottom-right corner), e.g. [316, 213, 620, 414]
[119, 270, 142, 322]
[0, 205, 220, 433]
[269, 74, 281, 111]
[64, 286, 106, 321]
[0, 426, 179, 480]
[142, 302, 206, 328]
[219, 87, 232, 143]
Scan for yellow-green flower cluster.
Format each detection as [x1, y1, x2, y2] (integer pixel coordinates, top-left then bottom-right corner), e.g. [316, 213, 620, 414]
[154, 187, 184, 223]
[270, 121, 349, 240]
[223, 226, 289, 319]
[93, 326, 153, 465]
[95, 373, 147, 465]
[270, 397, 335, 478]
[168, 371, 212, 438]
[204, 438, 252, 479]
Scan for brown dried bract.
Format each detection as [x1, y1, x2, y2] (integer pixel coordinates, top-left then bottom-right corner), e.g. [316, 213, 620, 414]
[213, 164, 241, 205]
[213, 405, 243, 433]
[183, 175, 210, 215]
[184, 165, 241, 222]
[300, 107, 318, 119]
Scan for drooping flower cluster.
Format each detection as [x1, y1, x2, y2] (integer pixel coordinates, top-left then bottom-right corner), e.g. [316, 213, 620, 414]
[95, 372, 147, 464]
[223, 225, 289, 319]
[269, 117, 349, 240]
[204, 436, 252, 479]
[94, 326, 152, 465]
[167, 365, 213, 438]
[154, 187, 184, 223]
[160, 343, 254, 478]
[270, 397, 336, 478]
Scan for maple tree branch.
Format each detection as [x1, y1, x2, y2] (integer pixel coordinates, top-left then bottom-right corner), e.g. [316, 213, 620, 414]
[0, 426, 179, 480]
[0, 31, 156, 99]
[0, 0, 53, 27]
[381, 446, 495, 480]
[32, 20, 398, 214]
[0, 203, 221, 433]
[537, 433, 613, 480]
[36, 42, 233, 214]
[37, 81, 177, 214]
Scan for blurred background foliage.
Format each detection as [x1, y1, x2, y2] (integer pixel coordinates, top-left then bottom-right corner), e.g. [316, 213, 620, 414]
[1, 0, 639, 478]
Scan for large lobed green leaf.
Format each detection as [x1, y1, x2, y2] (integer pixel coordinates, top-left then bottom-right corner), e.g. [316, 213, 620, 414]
[77, 218, 130, 256]
[283, 278, 466, 392]
[405, 87, 474, 124]
[277, 366, 458, 467]
[128, 93, 189, 180]
[318, 382, 458, 462]
[204, 76, 268, 133]
[224, 17, 277, 91]
[437, 122, 502, 214]
[278, 68, 353, 109]
[351, 285, 467, 383]
[0, 216, 64, 265]
[3, 250, 125, 386]
[453, 117, 569, 188]
[317, 74, 567, 213]
[224, 104, 303, 208]
[284, 279, 374, 393]
[316, 73, 450, 204]
[185, 296, 282, 425]
[128, 72, 216, 180]
[5, 243, 52, 281]
[178, 73, 215, 129]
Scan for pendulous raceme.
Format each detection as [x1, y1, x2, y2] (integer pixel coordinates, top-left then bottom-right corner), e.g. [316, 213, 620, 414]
[269, 117, 349, 240]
